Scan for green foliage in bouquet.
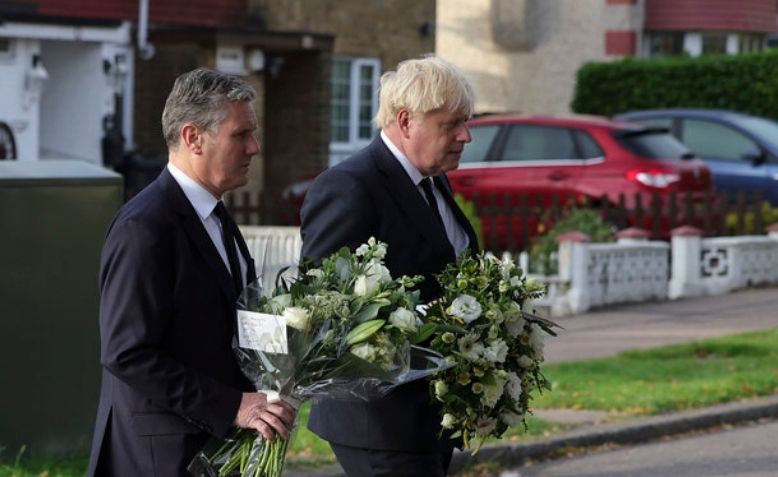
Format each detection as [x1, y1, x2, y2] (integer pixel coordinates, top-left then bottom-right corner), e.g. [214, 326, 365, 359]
[422, 253, 557, 452]
[193, 238, 438, 477]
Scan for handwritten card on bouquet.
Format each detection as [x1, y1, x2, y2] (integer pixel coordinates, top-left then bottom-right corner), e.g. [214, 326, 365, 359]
[237, 310, 288, 354]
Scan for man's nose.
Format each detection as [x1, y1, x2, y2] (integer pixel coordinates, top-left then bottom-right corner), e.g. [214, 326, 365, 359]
[457, 123, 471, 143]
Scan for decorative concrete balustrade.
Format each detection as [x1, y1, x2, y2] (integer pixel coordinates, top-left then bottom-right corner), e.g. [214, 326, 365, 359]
[669, 224, 778, 299]
[238, 223, 778, 317]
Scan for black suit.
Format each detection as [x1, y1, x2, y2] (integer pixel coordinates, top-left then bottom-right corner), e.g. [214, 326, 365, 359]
[88, 168, 255, 476]
[300, 136, 478, 471]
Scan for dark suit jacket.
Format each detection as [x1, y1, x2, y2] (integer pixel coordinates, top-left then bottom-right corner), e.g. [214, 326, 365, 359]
[88, 168, 255, 476]
[301, 136, 478, 452]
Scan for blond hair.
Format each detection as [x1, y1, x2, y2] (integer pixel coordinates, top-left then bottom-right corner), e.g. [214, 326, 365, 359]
[374, 55, 475, 129]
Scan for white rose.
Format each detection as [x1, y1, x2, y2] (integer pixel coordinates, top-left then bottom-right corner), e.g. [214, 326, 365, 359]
[355, 243, 370, 256]
[483, 339, 508, 363]
[529, 323, 545, 358]
[501, 411, 523, 427]
[505, 372, 523, 401]
[282, 306, 310, 330]
[481, 378, 505, 408]
[268, 293, 292, 314]
[441, 413, 456, 429]
[354, 274, 379, 297]
[366, 260, 392, 284]
[448, 294, 482, 323]
[350, 342, 377, 361]
[388, 307, 417, 333]
[517, 355, 534, 368]
[433, 380, 449, 401]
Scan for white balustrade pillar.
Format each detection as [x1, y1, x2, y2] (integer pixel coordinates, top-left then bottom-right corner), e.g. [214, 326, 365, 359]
[767, 223, 778, 241]
[557, 231, 591, 314]
[669, 226, 703, 299]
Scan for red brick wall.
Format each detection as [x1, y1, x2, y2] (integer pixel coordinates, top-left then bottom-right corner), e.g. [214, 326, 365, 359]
[33, 0, 245, 27]
[605, 30, 637, 55]
[645, 0, 776, 32]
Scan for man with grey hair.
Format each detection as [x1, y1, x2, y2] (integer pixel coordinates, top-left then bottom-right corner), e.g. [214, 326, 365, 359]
[88, 68, 295, 476]
[301, 55, 479, 476]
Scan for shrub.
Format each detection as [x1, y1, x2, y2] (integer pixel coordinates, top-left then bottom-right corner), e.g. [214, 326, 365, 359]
[725, 202, 778, 235]
[455, 193, 484, 250]
[529, 208, 615, 274]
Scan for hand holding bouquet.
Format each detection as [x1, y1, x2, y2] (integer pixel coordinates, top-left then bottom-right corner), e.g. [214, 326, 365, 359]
[422, 253, 558, 452]
[190, 238, 447, 477]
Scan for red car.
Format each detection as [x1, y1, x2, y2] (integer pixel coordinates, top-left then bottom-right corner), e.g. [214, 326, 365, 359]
[449, 115, 714, 249]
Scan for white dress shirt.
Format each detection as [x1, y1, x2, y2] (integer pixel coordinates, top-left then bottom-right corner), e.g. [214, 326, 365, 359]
[167, 162, 249, 282]
[380, 130, 470, 255]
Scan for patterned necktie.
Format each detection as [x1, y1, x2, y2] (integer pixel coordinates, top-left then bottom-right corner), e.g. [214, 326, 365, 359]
[213, 201, 243, 296]
[420, 177, 444, 227]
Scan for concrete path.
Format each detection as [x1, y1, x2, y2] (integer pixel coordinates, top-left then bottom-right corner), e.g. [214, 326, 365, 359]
[545, 287, 778, 363]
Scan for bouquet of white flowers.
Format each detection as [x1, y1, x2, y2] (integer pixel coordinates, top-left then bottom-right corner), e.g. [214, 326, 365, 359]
[189, 238, 447, 477]
[420, 252, 557, 452]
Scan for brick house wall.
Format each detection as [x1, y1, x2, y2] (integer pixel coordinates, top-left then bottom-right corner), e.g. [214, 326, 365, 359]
[645, 0, 776, 32]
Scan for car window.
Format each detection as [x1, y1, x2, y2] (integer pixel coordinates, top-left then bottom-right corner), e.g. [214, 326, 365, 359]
[682, 119, 757, 161]
[733, 115, 778, 153]
[460, 124, 500, 163]
[616, 130, 690, 159]
[500, 125, 576, 161]
[574, 130, 604, 159]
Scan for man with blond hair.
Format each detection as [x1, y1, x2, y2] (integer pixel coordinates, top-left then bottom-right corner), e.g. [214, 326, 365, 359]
[301, 55, 479, 476]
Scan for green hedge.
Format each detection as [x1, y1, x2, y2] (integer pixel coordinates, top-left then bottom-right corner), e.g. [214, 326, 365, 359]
[571, 50, 778, 120]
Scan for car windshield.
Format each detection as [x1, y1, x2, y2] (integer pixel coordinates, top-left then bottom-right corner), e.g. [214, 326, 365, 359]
[732, 115, 778, 152]
[615, 129, 691, 159]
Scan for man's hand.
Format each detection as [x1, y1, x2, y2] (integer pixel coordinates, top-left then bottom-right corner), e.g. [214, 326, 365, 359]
[234, 392, 297, 441]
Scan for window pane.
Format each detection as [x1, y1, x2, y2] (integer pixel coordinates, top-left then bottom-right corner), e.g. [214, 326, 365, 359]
[616, 131, 690, 159]
[701, 33, 726, 55]
[575, 131, 604, 159]
[357, 64, 376, 140]
[500, 126, 576, 161]
[647, 32, 684, 57]
[330, 59, 351, 142]
[682, 119, 757, 161]
[460, 125, 499, 163]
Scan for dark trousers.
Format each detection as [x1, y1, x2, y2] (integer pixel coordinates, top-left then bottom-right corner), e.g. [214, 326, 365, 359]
[330, 442, 454, 477]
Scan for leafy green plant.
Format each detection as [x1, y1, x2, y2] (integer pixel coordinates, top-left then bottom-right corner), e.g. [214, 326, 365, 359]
[529, 208, 615, 274]
[725, 201, 778, 235]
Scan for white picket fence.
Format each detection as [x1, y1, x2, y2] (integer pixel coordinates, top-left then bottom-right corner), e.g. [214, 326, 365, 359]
[239, 225, 778, 317]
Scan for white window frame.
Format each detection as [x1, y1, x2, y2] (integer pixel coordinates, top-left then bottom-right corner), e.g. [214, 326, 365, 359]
[329, 56, 380, 165]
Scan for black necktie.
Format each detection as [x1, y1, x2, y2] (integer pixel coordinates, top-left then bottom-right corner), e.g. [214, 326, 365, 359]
[213, 201, 243, 296]
[420, 177, 445, 227]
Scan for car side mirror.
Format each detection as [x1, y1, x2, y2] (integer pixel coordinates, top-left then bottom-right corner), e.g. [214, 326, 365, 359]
[742, 148, 766, 166]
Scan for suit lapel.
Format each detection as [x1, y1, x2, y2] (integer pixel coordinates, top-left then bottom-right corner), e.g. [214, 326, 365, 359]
[371, 139, 455, 258]
[434, 175, 480, 254]
[156, 169, 237, 305]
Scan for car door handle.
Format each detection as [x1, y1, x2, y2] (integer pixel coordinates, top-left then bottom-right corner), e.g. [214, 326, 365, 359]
[548, 171, 569, 181]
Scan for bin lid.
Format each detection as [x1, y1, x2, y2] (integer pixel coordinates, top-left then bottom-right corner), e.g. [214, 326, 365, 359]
[0, 160, 121, 183]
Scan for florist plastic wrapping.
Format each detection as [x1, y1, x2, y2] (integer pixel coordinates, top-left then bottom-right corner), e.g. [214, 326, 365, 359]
[189, 238, 450, 477]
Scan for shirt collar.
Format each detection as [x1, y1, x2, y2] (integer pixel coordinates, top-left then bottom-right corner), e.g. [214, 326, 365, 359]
[166, 162, 220, 220]
[380, 130, 426, 186]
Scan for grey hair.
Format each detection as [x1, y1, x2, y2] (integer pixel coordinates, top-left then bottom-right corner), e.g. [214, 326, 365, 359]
[161, 68, 256, 148]
[374, 55, 474, 129]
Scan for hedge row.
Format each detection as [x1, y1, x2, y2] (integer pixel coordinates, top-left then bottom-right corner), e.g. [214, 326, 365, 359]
[571, 49, 778, 120]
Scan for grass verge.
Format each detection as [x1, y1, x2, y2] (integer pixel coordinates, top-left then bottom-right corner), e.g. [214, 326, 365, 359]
[5, 327, 777, 475]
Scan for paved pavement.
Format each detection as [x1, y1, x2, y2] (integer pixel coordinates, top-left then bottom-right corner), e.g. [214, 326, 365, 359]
[287, 286, 778, 476]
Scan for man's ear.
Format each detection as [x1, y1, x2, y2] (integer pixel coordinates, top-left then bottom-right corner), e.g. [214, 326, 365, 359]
[397, 109, 412, 138]
[181, 123, 203, 154]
